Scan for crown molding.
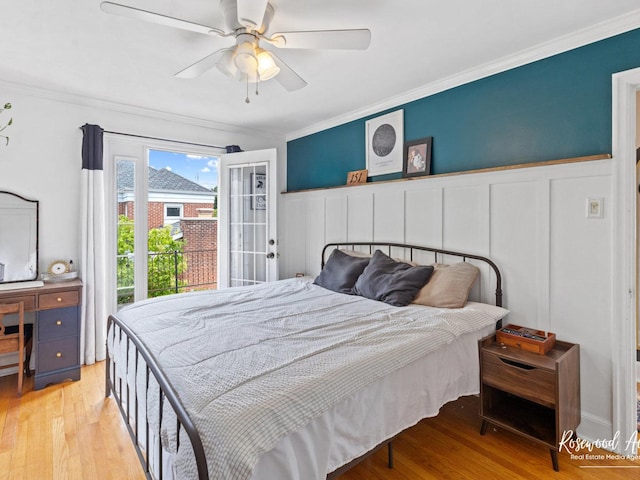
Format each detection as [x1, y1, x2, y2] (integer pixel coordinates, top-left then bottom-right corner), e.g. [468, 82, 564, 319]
[286, 8, 640, 142]
[0, 78, 283, 142]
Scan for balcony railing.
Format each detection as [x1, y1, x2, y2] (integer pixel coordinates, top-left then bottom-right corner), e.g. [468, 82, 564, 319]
[117, 249, 217, 305]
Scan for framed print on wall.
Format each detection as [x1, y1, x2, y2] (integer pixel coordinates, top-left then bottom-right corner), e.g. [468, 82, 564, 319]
[365, 109, 403, 176]
[402, 137, 433, 178]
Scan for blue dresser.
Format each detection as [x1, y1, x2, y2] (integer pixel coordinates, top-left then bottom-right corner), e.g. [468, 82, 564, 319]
[0, 279, 82, 390]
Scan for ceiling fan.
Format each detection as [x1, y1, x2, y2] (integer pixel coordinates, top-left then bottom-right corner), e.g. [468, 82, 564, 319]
[100, 0, 371, 102]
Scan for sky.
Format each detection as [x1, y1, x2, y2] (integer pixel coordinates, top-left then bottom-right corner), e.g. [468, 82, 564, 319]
[148, 149, 219, 190]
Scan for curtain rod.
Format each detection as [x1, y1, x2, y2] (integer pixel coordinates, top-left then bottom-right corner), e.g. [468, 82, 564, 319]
[79, 126, 226, 151]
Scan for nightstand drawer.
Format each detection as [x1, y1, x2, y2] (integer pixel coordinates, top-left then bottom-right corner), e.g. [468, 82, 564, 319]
[38, 306, 79, 340]
[482, 351, 555, 407]
[39, 290, 79, 310]
[38, 337, 79, 373]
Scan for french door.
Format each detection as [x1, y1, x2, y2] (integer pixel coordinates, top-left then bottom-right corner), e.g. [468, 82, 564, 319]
[218, 149, 278, 288]
[104, 135, 223, 312]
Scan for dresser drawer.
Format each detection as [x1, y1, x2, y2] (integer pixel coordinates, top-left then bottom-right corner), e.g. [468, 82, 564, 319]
[39, 290, 79, 310]
[481, 351, 555, 407]
[38, 337, 79, 374]
[38, 306, 79, 340]
[0, 295, 36, 311]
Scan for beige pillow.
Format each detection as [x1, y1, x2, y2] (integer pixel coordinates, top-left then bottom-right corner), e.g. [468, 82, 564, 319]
[412, 262, 479, 308]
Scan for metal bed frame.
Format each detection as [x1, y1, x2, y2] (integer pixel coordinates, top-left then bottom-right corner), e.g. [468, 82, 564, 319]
[106, 242, 504, 480]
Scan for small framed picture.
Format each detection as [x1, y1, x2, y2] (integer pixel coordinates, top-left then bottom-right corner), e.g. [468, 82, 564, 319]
[402, 137, 432, 178]
[251, 173, 266, 210]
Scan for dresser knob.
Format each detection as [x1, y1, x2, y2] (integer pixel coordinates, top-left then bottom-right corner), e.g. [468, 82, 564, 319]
[56, 352, 62, 358]
[57, 297, 62, 302]
[56, 320, 62, 326]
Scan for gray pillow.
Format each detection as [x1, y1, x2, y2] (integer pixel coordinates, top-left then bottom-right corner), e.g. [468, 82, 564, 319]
[352, 250, 434, 306]
[314, 249, 371, 294]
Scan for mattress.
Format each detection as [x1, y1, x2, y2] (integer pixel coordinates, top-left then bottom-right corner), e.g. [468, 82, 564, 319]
[108, 278, 505, 480]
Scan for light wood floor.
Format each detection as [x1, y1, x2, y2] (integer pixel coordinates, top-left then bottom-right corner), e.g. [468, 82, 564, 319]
[0, 363, 144, 480]
[1, 363, 639, 479]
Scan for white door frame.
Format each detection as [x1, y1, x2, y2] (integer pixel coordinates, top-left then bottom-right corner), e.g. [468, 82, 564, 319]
[104, 134, 223, 312]
[104, 135, 148, 314]
[218, 148, 278, 288]
[612, 66, 639, 454]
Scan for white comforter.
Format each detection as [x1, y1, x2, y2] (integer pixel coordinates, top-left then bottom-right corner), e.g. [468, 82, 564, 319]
[110, 278, 497, 480]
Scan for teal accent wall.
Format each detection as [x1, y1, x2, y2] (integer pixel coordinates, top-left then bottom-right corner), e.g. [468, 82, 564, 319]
[287, 28, 640, 191]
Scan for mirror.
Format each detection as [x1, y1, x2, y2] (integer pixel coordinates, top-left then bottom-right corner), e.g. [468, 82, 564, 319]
[0, 191, 39, 283]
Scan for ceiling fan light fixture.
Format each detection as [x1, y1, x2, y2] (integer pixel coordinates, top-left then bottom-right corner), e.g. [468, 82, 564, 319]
[256, 48, 280, 81]
[234, 41, 258, 74]
[215, 49, 238, 79]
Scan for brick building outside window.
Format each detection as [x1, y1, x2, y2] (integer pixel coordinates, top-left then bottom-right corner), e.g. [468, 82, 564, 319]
[117, 163, 217, 294]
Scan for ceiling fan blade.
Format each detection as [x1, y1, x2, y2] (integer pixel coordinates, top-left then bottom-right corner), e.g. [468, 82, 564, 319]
[236, 0, 268, 30]
[100, 2, 224, 36]
[269, 52, 307, 92]
[269, 29, 371, 50]
[175, 48, 228, 79]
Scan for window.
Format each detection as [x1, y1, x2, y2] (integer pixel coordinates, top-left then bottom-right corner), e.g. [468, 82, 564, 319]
[165, 203, 183, 221]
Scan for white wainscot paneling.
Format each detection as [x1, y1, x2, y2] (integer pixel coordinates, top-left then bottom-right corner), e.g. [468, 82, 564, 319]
[305, 197, 326, 278]
[405, 187, 443, 263]
[490, 181, 541, 327]
[325, 195, 348, 244]
[373, 190, 405, 244]
[347, 192, 374, 242]
[442, 184, 488, 254]
[282, 197, 306, 278]
[549, 175, 613, 436]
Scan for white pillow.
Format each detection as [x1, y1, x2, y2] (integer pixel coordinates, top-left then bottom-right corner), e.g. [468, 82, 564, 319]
[464, 301, 510, 321]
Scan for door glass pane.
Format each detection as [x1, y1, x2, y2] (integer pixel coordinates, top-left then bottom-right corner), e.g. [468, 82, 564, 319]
[242, 225, 255, 252]
[116, 159, 135, 306]
[228, 163, 269, 286]
[255, 254, 266, 282]
[230, 224, 242, 251]
[255, 225, 266, 254]
[230, 167, 241, 196]
[254, 164, 267, 224]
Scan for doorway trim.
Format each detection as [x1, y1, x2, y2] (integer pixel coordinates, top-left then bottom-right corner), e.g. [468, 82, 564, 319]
[612, 66, 640, 454]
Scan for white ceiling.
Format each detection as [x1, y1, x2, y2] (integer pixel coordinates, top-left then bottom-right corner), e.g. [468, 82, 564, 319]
[1, 1, 640, 140]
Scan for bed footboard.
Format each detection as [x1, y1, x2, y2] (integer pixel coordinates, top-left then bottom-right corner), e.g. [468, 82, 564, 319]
[106, 314, 209, 480]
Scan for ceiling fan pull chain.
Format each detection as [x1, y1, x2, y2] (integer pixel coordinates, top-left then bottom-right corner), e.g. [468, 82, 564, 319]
[245, 74, 250, 104]
[256, 73, 260, 96]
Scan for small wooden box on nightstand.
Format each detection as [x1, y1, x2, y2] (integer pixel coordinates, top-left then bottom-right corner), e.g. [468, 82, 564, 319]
[478, 334, 580, 471]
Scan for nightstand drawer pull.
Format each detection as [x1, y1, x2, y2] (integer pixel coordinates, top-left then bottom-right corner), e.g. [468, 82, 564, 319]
[56, 320, 62, 326]
[57, 297, 62, 302]
[499, 358, 535, 370]
[56, 352, 62, 358]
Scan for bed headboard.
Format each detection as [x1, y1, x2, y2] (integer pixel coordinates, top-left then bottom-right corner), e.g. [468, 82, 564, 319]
[321, 242, 503, 308]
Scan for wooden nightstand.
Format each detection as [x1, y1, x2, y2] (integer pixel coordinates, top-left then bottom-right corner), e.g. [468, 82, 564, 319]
[478, 334, 580, 471]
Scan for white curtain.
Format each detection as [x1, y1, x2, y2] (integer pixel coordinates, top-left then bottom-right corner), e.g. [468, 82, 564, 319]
[80, 124, 106, 365]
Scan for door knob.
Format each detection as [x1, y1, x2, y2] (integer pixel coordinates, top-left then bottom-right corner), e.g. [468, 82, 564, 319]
[266, 252, 275, 259]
